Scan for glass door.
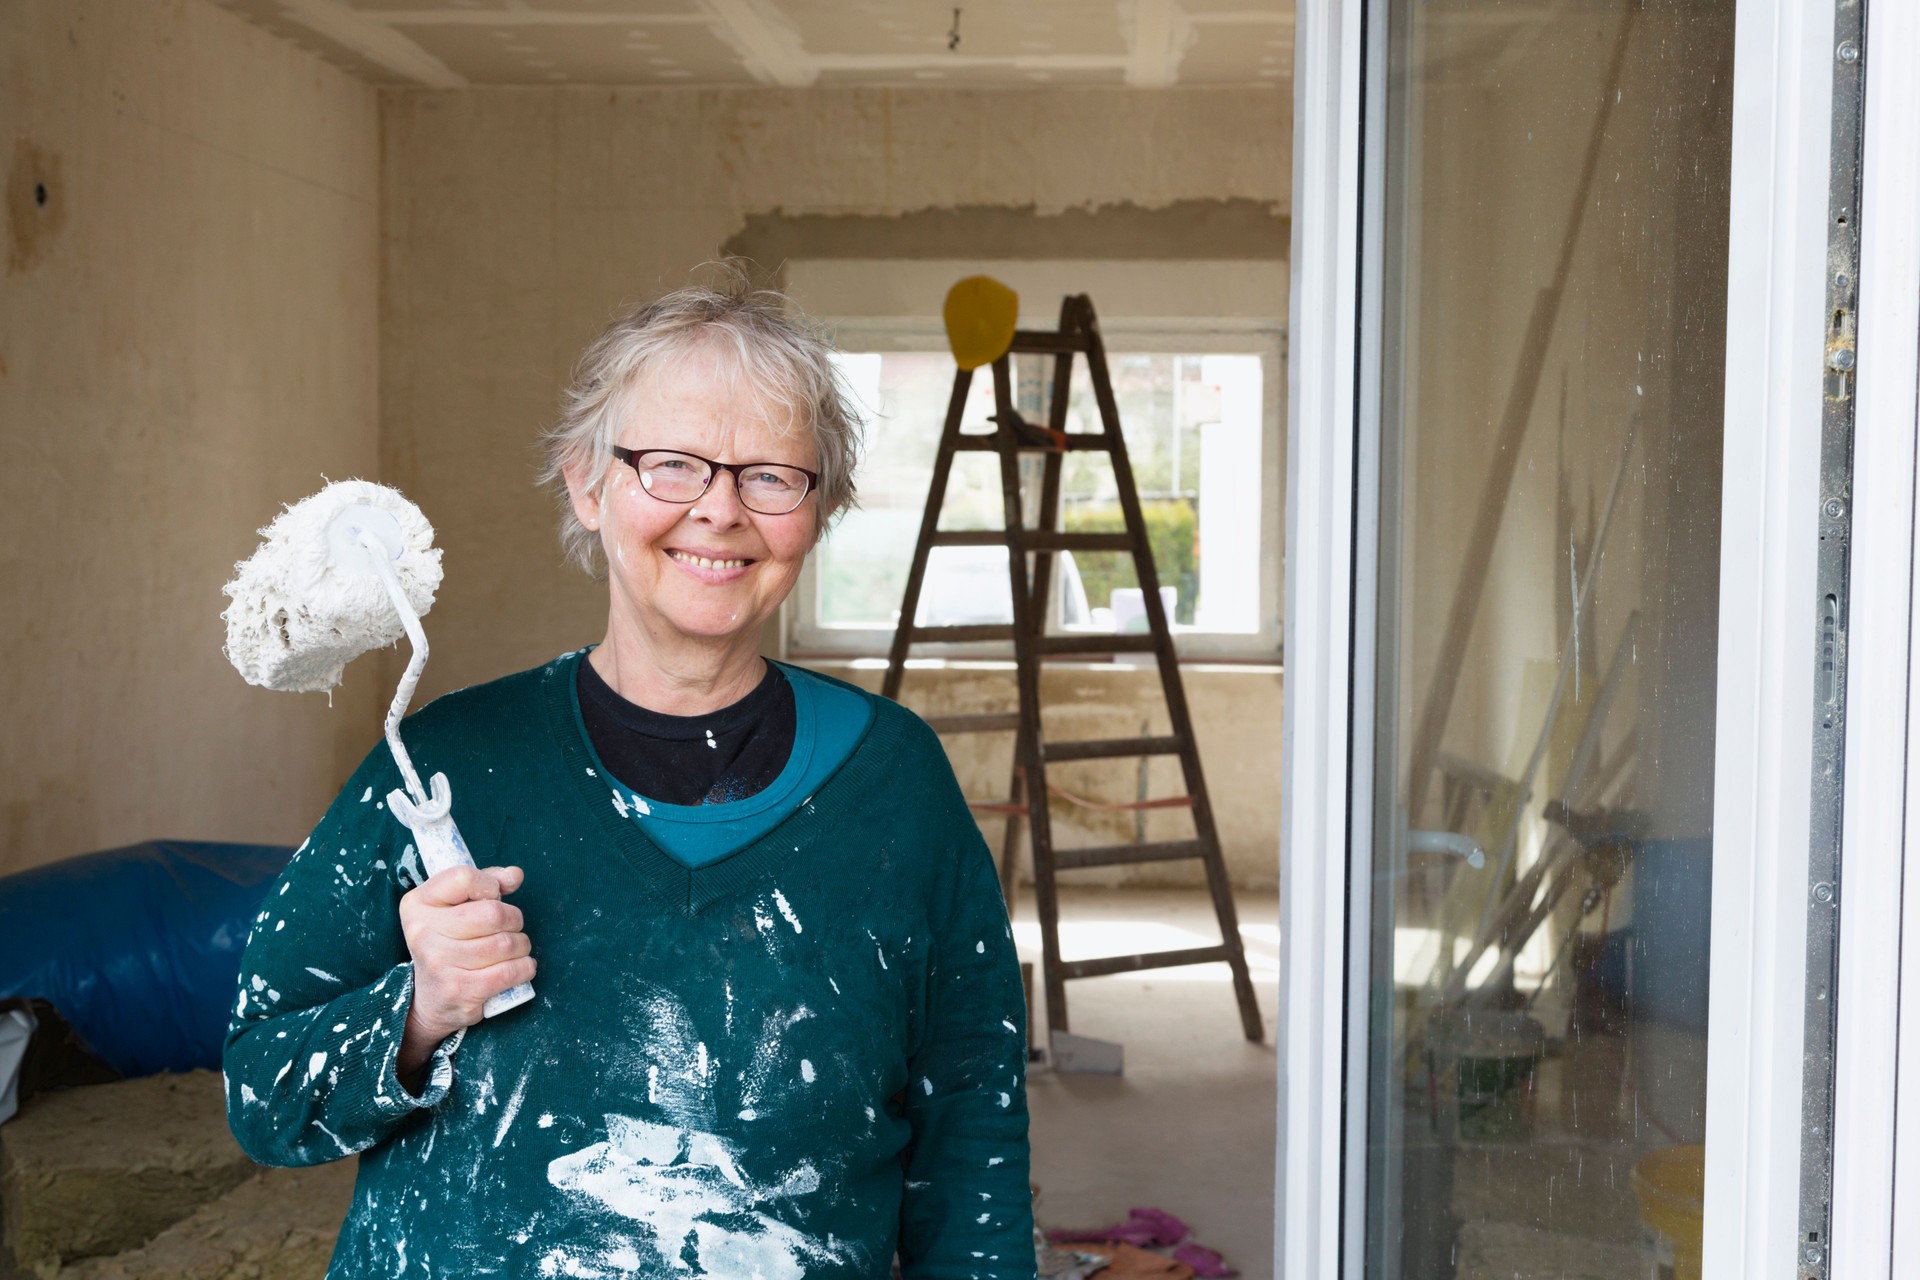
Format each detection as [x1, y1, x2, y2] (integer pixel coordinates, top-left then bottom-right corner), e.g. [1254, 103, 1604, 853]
[1363, 3, 1737, 1277]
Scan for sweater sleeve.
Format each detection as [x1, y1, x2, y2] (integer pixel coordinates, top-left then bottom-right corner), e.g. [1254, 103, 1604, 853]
[222, 745, 461, 1167]
[898, 821, 1036, 1279]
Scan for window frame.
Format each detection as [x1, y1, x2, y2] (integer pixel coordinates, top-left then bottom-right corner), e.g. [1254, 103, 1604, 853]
[790, 317, 1288, 662]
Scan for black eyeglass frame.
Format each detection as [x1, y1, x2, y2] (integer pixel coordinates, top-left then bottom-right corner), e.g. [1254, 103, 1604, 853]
[609, 446, 819, 515]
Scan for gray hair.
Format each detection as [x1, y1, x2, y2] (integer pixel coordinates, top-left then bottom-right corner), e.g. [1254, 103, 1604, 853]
[540, 269, 863, 576]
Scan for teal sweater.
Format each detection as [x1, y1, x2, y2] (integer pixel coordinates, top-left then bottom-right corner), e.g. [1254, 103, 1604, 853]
[224, 651, 1034, 1279]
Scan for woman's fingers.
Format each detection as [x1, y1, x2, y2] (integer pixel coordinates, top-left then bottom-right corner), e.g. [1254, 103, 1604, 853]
[399, 864, 535, 1033]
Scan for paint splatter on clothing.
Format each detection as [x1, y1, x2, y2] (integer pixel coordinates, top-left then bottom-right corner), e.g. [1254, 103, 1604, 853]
[222, 650, 1033, 1279]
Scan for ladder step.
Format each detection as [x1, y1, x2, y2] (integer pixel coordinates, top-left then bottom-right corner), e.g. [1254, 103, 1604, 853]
[1022, 531, 1134, 552]
[925, 713, 1024, 734]
[1061, 945, 1234, 981]
[908, 625, 1016, 643]
[1033, 634, 1160, 656]
[1009, 329, 1093, 355]
[928, 530, 1009, 547]
[926, 530, 1138, 553]
[951, 433, 1112, 453]
[1043, 735, 1184, 763]
[1053, 839, 1211, 870]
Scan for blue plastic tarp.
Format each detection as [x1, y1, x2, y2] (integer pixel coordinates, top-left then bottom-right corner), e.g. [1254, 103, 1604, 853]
[0, 840, 293, 1078]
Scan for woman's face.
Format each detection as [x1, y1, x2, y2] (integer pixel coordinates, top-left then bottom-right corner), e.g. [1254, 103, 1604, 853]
[570, 349, 821, 658]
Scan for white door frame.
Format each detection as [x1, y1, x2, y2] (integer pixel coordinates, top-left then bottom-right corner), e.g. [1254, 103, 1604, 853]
[1833, 3, 1920, 1278]
[1276, 0, 1366, 1276]
[1277, 1, 1875, 1276]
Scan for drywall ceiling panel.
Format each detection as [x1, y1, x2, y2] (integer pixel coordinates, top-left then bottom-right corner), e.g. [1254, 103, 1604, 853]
[212, 0, 1296, 89]
[209, 0, 416, 82]
[814, 62, 1128, 88]
[781, 0, 1128, 59]
[397, 18, 748, 84]
[1180, 18, 1293, 85]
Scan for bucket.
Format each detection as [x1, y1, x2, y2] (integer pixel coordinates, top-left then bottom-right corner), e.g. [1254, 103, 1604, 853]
[1630, 1144, 1704, 1280]
[1431, 1009, 1546, 1142]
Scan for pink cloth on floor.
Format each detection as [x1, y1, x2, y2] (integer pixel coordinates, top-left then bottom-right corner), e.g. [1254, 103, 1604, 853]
[1171, 1244, 1236, 1278]
[1048, 1207, 1191, 1249]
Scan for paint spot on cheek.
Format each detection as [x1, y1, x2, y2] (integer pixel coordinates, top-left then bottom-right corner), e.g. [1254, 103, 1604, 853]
[538, 1113, 555, 1128]
[799, 1059, 815, 1084]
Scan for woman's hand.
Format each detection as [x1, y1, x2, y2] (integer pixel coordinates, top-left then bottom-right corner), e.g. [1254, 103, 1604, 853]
[395, 865, 535, 1091]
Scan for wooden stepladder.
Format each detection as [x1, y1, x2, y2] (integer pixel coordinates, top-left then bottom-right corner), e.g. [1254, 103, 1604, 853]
[881, 293, 1264, 1046]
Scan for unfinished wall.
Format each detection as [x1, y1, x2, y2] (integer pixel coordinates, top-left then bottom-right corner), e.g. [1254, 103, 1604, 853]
[0, 0, 382, 876]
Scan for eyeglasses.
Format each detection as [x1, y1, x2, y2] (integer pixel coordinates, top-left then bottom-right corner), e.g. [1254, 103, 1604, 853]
[610, 447, 818, 516]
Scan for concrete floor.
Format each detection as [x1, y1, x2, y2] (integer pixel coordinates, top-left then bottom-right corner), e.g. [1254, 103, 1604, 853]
[1017, 888, 1281, 1280]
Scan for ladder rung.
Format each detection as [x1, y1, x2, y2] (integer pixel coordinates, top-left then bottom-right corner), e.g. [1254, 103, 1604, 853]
[929, 530, 1009, 547]
[1061, 945, 1233, 981]
[1044, 735, 1184, 763]
[1008, 329, 1092, 355]
[908, 625, 1016, 643]
[1033, 634, 1160, 656]
[1053, 839, 1211, 870]
[925, 713, 1024, 734]
[1021, 531, 1134, 552]
[950, 433, 1112, 453]
[928, 530, 1138, 553]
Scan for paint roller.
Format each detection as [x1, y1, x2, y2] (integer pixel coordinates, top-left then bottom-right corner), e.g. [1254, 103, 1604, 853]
[222, 480, 533, 1019]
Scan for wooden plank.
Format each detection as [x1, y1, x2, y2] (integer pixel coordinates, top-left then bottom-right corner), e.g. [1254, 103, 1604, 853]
[1031, 633, 1157, 655]
[1043, 735, 1184, 763]
[908, 624, 1016, 643]
[1053, 839, 1211, 870]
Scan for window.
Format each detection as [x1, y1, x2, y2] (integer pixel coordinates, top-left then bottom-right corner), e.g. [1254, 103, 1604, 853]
[791, 324, 1284, 660]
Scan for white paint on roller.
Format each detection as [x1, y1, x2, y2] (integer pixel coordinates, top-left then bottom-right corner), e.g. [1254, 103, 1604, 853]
[222, 480, 442, 694]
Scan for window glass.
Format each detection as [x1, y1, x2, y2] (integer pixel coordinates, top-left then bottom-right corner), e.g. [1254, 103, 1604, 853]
[817, 349, 1265, 641]
[1364, 3, 1736, 1278]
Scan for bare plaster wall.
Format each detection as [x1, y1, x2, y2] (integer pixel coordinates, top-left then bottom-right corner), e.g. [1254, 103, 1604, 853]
[0, 0, 381, 876]
[378, 87, 1290, 888]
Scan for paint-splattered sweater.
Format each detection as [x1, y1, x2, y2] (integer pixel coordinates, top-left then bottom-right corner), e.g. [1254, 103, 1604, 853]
[223, 651, 1034, 1280]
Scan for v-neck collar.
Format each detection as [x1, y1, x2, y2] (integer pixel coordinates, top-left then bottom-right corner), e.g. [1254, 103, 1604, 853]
[541, 649, 890, 915]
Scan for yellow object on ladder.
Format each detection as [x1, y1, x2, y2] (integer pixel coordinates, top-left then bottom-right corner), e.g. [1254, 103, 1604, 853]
[942, 275, 1020, 371]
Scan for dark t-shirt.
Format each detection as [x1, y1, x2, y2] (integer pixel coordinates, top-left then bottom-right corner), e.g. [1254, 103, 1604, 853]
[576, 656, 796, 806]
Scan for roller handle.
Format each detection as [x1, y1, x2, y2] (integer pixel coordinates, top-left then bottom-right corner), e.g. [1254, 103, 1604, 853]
[387, 773, 536, 1019]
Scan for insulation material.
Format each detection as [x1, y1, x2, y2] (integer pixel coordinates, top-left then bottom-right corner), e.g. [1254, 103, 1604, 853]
[221, 481, 442, 694]
[61, 1163, 355, 1280]
[0, 1071, 255, 1272]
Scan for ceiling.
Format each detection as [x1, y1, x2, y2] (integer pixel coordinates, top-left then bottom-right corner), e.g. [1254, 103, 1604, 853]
[210, 0, 1296, 89]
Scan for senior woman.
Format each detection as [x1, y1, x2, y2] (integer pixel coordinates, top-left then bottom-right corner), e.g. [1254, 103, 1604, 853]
[223, 279, 1034, 1279]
